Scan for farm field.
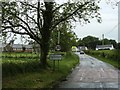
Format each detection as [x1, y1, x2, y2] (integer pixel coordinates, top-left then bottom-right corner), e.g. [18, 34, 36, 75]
[2, 52, 79, 88]
[85, 50, 120, 69]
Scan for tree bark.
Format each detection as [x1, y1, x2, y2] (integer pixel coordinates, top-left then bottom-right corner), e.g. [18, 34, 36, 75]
[40, 33, 51, 68]
[39, 2, 53, 68]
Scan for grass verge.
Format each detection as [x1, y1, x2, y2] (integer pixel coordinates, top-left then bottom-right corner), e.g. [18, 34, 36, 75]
[2, 52, 79, 88]
[85, 50, 119, 69]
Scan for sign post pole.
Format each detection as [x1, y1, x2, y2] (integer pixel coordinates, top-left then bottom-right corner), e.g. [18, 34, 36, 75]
[53, 60, 55, 71]
[58, 60, 59, 70]
[50, 54, 62, 71]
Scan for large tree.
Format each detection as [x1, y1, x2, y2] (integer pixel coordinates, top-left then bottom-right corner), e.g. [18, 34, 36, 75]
[1, 0, 102, 68]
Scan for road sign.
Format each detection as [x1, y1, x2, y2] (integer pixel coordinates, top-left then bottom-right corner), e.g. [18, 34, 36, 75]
[49, 54, 62, 71]
[50, 54, 62, 60]
[55, 45, 61, 51]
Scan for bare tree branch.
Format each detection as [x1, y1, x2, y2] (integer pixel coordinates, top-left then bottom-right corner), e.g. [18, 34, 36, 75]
[52, 3, 68, 13]
[20, 1, 45, 12]
[14, 15, 41, 42]
[25, 14, 38, 25]
[51, 2, 89, 30]
[37, 1, 42, 36]
[2, 26, 28, 35]
[3, 18, 41, 44]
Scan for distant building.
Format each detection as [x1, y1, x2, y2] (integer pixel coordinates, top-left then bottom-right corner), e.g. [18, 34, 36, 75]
[12, 44, 33, 52]
[25, 45, 33, 52]
[78, 46, 88, 51]
[12, 44, 23, 51]
[0, 43, 33, 52]
[96, 44, 114, 50]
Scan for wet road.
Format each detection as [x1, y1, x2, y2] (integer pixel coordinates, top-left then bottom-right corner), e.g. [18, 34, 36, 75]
[58, 52, 119, 89]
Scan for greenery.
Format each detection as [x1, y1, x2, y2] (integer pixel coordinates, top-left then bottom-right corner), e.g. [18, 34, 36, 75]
[1, 52, 39, 59]
[50, 22, 78, 52]
[2, 52, 79, 88]
[85, 50, 120, 69]
[77, 35, 117, 50]
[1, 1, 101, 68]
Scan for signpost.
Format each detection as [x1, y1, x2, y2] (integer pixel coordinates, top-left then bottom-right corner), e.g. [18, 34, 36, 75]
[50, 54, 62, 71]
[49, 30, 62, 71]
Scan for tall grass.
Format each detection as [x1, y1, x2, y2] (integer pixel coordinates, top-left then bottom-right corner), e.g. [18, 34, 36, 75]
[2, 52, 79, 88]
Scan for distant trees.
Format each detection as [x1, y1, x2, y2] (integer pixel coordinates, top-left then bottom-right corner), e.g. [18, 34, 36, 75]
[77, 36, 100, 49]
[77, 35, 117, 50]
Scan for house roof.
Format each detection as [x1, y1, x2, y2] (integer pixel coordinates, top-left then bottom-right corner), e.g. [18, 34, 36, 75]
[12, 44, 33, 49]
[96, 44, 113, 48]
[25, 45, 32, 49]
[12, 44, 23, 49]
[0, 43, 33, 49]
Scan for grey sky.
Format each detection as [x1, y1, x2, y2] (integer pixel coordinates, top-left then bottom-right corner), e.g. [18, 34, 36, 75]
[72, 0, 118, 42]
[118, 1, 120, 42]
[14, 0, 119, 44]
[55, 0, 119, 42]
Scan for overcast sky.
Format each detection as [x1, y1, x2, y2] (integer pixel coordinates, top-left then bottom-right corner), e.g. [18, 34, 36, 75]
[72, 0, 118, 42]
[55, 0, 119, 42]
[14, 0, 119, 44]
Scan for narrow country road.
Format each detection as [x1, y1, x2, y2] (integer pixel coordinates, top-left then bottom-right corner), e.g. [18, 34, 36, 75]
[58, 52, 119, 89]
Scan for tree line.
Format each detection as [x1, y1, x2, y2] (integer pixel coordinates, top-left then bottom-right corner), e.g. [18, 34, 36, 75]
[77, 36, 118, 50]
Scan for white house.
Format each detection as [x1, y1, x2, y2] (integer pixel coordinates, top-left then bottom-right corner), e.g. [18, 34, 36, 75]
[12, 44, 33, 52]
[78, 46, 88, 51]
[0, 43, 33, 52]
[96, 44, 114, 50]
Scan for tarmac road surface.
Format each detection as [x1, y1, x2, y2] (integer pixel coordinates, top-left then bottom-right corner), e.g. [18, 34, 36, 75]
[58, 52, 119, 89]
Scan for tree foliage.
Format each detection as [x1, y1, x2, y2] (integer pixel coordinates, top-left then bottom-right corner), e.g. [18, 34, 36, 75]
[1, 0, 102, 68]
[50, 21, 78, 52]
[77, 35, 117, 50]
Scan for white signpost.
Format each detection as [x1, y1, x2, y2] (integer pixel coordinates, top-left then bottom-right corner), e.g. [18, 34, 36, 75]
[50, 54, 62, 71]
[50, 54, 62, 60]
[50, 30, 62, 70]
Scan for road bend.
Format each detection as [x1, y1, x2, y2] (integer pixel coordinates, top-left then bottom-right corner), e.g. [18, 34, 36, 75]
[58, 52, 119, 89]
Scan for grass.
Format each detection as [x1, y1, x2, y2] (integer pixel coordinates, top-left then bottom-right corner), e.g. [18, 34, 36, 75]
[85, 50, 120, 69]
[2, 52, 79, 88]
[1, 52, 39, 59]
[89, 54, 119, 68]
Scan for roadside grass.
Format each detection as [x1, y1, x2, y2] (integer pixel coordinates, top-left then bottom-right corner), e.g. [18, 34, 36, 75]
[2, 52, 79, 88]
[85, 50, 120, 69]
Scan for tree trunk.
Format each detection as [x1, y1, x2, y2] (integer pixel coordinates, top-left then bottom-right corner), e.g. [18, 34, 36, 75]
[39, 27, 51, 68]
[39, 2, 53, 68]
[40, 40, 50, 68]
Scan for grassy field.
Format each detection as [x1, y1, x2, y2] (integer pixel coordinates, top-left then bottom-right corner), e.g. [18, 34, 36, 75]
[2, 52, 79, 88]
[85, 50, 120, 69]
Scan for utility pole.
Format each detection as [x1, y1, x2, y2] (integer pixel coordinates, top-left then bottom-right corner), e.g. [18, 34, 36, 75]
[102, 34, 104, 45]
[58, 31, 60, 45]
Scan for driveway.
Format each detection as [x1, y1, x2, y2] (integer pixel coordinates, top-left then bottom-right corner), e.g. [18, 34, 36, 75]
[58, 52, 119, 89]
